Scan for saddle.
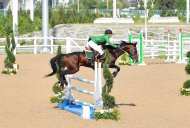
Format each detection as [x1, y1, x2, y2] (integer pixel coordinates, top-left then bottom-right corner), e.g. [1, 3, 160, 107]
[84, 47, 98, 59]
[84, 47, 104, 66]
[85, 50, 94, 59]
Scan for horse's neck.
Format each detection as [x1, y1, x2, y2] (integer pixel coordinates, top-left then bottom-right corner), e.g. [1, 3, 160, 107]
[107, 48, 123, 61]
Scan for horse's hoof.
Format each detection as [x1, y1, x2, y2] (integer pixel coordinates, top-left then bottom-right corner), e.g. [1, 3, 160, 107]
[60, 84, 65, 90]
[112, 72, 117, 77]
[60, 82, 64, 87]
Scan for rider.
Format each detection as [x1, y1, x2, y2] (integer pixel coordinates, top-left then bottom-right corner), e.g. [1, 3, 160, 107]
[86, 29, 118, 63]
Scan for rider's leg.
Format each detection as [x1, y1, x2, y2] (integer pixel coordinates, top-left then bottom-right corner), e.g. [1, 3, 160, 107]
[87, 40, 103, 55]
[87, 40, 105, 59]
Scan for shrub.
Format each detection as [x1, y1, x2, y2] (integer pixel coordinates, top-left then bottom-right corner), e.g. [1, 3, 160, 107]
[183, 80, 190, 88]
[2, 35, 18, 75]
[158, 55, 167, 59]
[50, 81, 64, 103]
[4, 36, 15, 68]
[186, 51, 190, 58]
[133, 13, 144, 24]
[181, 50, 190, 96]
[50, 45, 64, 104]
[52, 81, 63, 94]
[185, 63, 190, 75]
[178, 13, 186, 22]
[180, 80, 190, 96]
[102, 50, 115, 109]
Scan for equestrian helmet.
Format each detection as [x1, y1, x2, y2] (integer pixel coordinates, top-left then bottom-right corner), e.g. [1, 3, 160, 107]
[105, 29, 113, 35]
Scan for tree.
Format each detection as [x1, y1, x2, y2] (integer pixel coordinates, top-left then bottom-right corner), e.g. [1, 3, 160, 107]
[80, 0, 97, 9]
[175, 0, 186, 10]
[18, 9, 34, 35]
[154, 0, 185, 10]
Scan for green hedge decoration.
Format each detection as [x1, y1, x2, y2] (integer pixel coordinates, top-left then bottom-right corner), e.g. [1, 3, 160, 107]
[185, 63, 190, 75]
[181, 80, 190, 96]
[94, 50, 120, 121]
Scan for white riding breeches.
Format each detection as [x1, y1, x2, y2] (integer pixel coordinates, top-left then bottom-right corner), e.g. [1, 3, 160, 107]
[87, 40, 104, 55]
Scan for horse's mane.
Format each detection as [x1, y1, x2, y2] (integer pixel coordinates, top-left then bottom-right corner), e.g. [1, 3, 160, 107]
[102, 40, 135, 50]
[102, 44, 120, 50]
[120, 40, 136, 45]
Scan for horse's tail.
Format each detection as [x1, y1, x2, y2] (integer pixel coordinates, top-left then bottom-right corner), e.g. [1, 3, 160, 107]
[45, 54, 63, 77]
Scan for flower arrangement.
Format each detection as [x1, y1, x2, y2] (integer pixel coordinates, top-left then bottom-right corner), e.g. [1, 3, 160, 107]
[94, 108, 120, 121]
[119, 53, 131, 65]
[50, 82, 64, 103]
[2, 67, 18, 75]
[180, 88, 190, 96]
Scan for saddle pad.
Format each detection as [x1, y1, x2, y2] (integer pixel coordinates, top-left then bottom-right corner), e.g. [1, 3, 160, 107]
[85, 50, 94, 59]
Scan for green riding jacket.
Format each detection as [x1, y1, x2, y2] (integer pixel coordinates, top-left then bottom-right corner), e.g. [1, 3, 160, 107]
[89, 35, 117, 48]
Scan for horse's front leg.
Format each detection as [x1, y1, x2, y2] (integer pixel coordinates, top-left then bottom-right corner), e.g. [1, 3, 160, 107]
[59, 72, 67, 88]
[109, 64, 120, 77]
[60, 68, 79, 87]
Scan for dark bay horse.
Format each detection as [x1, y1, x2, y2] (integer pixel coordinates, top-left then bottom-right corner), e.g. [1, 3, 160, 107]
[45, 41, 138, 87]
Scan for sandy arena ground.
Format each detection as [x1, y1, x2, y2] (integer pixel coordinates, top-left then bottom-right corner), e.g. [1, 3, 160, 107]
[0, 54, 190, 128]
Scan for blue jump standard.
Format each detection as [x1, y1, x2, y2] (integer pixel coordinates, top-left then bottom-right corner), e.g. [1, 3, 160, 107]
[57, 100, 95, 119]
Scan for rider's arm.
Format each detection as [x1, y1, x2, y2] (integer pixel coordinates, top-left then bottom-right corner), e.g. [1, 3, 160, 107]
[105, 36, 118, 48]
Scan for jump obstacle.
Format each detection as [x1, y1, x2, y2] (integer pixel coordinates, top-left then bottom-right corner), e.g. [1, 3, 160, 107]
[128, 29, 190, 65]
[177, 29, 190, 63]
[57, 61, 103, 119]
[128, 31, 146, 65]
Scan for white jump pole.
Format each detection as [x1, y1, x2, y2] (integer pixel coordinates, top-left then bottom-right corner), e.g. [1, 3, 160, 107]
[64, 61, 102, 109]
[94, 61, 103, 109]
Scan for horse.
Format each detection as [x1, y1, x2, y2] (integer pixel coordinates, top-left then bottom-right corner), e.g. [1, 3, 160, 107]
[45, 40, 138, 87]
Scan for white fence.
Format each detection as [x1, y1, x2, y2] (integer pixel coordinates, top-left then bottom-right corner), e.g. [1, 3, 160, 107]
[0, 35, 190, 63]
[0, 37, 87, 54]
[148, 16, 180, 23]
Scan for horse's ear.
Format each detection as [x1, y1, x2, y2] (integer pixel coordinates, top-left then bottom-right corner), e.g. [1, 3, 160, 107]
[121, 40, 127, 43]
[133, 42, 137, 46]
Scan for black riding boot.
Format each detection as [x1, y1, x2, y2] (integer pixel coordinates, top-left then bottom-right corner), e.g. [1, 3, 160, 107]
[97, 52, 106, 59]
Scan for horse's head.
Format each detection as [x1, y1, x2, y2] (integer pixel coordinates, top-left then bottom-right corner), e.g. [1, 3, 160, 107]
[120, 41, 138, 63]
